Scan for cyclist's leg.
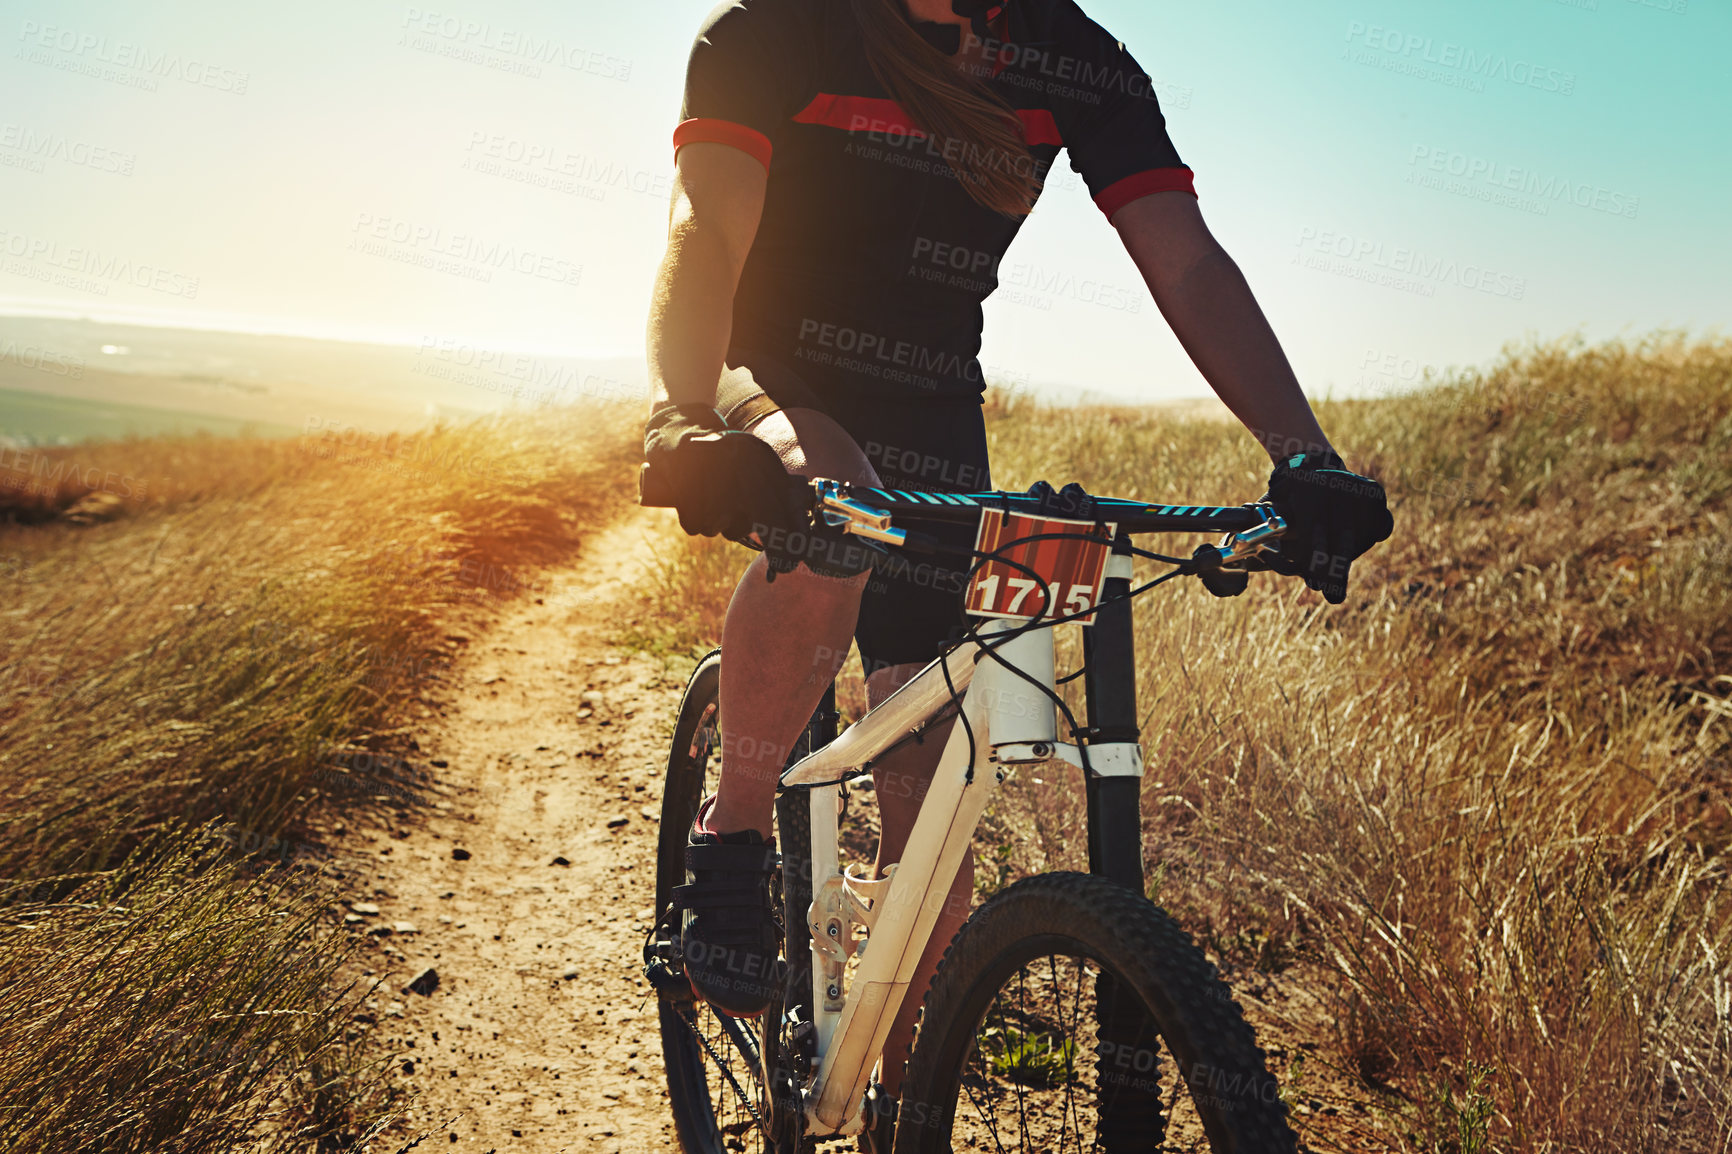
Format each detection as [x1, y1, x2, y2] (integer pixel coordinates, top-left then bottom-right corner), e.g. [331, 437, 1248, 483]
[867, 664, 972, 1097]
[706, 403, 879, 839]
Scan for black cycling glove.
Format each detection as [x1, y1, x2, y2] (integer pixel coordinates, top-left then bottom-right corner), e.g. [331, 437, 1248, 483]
[1262, 450, 1393, 605]
[640, 404, 808, 540]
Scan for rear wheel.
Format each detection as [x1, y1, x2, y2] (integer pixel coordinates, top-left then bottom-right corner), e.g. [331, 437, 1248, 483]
[651, 650, 778, 1153]
[649, 650, 825, 1154]
[894, 872, 1296, 1154]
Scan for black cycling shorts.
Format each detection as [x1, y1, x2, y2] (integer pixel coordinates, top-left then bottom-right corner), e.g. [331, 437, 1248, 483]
[716, 353, 989, 675]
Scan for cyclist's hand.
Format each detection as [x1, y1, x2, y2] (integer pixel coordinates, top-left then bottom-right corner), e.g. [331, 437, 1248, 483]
[641, 404, 808, 539]
[1262, 450, 1392, 604]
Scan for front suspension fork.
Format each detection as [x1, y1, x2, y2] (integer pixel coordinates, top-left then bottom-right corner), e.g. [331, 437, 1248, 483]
[1081, 534, 1145, 892]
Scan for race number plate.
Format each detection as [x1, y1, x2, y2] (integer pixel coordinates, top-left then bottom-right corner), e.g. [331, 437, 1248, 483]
[963, 509, 1117, 625]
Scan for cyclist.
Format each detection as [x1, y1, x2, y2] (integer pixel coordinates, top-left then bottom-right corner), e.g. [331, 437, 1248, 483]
[641, 0, 1393, 1128]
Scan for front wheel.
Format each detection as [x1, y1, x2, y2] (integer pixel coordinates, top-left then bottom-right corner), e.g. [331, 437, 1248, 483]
[895, 872, 1296, 1154]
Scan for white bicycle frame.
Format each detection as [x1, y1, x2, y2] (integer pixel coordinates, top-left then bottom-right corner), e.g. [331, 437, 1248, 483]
[777, 599, 1145, 1136]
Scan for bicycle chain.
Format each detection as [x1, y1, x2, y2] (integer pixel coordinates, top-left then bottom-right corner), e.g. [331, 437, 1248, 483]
[674, 1004, 770, 1141]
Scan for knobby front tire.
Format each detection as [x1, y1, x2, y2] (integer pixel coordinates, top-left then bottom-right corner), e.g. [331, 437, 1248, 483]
[894, 872, 1297, 1154]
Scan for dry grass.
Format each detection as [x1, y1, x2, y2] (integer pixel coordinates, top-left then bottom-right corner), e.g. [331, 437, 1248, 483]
[0, 831, 383, 1153]
[0, 404, 640, 1152]
[634, 335, 1732, 1152]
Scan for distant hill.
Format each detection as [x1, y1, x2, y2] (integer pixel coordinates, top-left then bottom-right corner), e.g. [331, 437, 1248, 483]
[0, 314, 647, 445]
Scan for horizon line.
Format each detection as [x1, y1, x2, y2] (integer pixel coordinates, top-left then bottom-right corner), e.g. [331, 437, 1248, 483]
[0, 296, 643, 362]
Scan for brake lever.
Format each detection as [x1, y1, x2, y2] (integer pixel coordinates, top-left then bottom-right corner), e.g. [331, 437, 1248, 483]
[812, 479, 908, 547]
[1207, 508, 1288, 568]
[1190, 508, 1287, 598]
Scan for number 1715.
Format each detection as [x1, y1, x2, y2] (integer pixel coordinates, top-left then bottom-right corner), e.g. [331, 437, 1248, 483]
[974, 574, 1094, 620]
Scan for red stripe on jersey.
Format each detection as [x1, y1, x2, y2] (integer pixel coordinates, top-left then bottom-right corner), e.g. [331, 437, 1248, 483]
[1094, 167, 1197, 219]
[793, 94, 925, 137]
[1016, 109, 1063, 147]
[793, 94, 1064, 147]
[673, 118, 773, 169]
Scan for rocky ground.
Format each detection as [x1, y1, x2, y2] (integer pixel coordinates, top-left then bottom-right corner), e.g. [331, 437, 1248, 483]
[333, 515, 683, 1153]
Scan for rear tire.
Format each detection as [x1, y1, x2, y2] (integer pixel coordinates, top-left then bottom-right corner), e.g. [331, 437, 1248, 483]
[652, 650, 821, 1154]
[653, 650, 778, 1154]
[894, 872, 1296, 1154]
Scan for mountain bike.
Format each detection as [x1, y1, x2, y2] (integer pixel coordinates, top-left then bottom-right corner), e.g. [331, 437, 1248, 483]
[644, 478, 1300, 1153]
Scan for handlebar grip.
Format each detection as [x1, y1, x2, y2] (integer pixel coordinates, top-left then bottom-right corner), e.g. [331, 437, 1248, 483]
[638, 463, 675, 508]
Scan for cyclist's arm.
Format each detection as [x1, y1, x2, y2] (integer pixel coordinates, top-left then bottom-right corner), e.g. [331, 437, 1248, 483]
[646, 143, 765, 409]
[1111, 191, 1334, 463]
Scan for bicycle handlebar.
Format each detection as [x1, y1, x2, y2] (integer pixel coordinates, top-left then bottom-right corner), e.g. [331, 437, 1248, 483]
[813, 479, 1269, 534]
[641, 466, 1268, 533]
[640, 466, 1289, 577]
[809, 479, 1286, 575]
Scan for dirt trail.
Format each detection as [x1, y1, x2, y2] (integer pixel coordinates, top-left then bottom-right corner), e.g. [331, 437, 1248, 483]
[342, 506, 1375, 1154]
[350, 509, 682, 1153]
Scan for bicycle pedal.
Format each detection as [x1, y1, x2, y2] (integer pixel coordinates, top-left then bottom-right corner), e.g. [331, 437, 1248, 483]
[859, 1082, 897, 1154]
[640, 927, 678, 967]
[786, 1016, 817, 1080]
[643, 957, 693, 1000]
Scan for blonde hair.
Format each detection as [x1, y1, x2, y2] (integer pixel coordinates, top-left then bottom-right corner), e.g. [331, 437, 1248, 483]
[849, 0, 1038, 217]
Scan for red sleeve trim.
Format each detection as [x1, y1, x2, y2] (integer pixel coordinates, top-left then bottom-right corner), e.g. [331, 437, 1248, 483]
[1094, 167, 1197, 219]
[673, 118, 773, 170]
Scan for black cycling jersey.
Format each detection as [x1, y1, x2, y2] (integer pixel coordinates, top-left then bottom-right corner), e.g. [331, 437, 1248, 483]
[678, 0, 1193, 406]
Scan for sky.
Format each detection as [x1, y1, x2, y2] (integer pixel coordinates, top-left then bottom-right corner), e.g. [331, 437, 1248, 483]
[1, 0, 1727, 403]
